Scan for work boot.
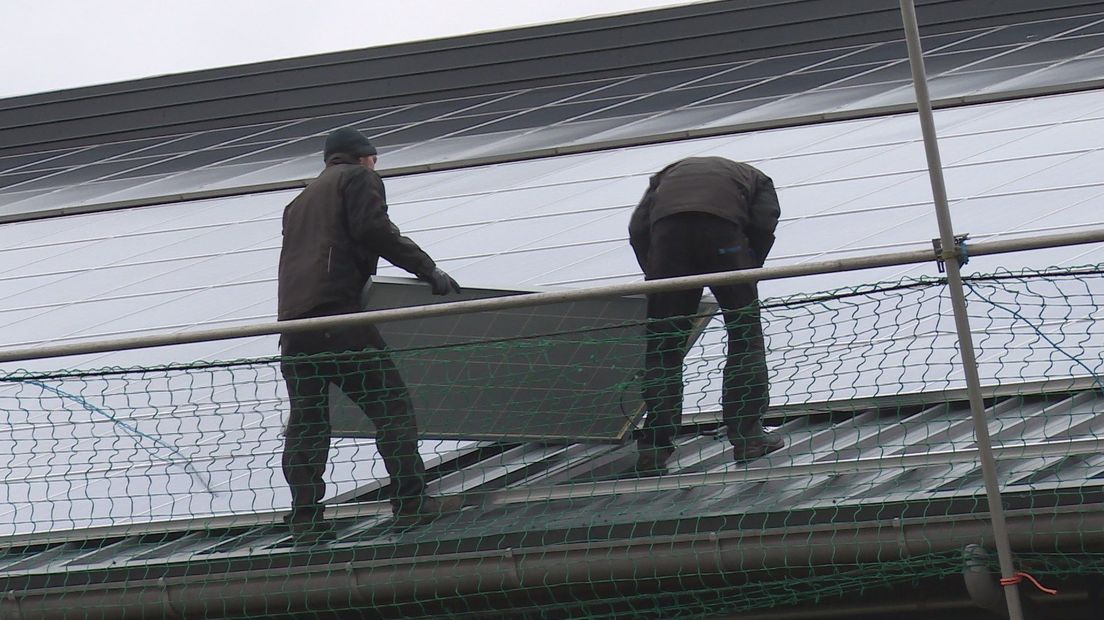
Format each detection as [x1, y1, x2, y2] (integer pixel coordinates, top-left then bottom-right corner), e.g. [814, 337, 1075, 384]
[283, 512, 337, 545]
[633, 446, 675, 477]
[732, 431, 785, 463]
[392, 495, 464, 527]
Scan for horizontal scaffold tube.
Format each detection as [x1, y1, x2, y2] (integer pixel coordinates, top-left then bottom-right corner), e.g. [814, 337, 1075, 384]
[1, 227, 1104, 365]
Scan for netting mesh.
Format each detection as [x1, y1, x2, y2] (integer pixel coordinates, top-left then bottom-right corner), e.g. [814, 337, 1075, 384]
[1, 264, 1103, 618]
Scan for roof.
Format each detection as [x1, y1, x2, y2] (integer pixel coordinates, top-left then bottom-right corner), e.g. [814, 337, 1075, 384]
[2, 0, 1104, 617]
[2, 386, 1102, 618]
[4, 2, 1104, 224]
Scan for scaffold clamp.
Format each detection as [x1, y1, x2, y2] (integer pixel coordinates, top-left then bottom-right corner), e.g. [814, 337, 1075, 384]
[932, 233, 970, 273]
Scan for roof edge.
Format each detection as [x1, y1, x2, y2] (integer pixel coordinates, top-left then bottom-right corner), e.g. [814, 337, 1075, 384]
[1, 0, 1101, 154]
[2, 504, 1099, 618]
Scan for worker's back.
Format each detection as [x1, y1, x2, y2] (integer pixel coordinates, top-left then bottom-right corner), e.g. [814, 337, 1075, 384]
[648, 156, 767, 229]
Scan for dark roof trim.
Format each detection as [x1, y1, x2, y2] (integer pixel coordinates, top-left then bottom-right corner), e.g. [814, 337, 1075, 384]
[1, 0, 1101, 154]
[2, 502, 1099, 619]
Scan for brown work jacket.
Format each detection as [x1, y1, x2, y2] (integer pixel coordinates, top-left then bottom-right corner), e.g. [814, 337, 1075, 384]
[277, 154, 435, 320]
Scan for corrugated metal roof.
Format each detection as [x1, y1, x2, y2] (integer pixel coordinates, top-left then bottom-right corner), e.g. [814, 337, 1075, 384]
[2, 387, 1101, 574]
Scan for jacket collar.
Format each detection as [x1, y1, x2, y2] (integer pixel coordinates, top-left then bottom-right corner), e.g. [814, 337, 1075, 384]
[325, 153, 361, 167]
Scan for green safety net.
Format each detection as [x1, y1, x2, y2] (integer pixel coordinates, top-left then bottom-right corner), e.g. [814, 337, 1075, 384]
[1, 264, 1102, 618]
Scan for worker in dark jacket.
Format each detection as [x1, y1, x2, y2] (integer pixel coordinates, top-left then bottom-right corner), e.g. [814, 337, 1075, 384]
[628, 156, 784, 475]
[277, 128, 462, 541]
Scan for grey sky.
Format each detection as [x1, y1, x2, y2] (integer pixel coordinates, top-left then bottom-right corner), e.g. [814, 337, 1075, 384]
[0, 0, 712, 100]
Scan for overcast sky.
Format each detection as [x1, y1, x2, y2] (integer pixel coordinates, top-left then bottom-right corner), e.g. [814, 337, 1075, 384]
[0, 0, 713, 99]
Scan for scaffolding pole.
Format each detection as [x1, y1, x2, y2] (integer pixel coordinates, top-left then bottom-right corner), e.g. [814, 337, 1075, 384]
[898, 1, 1025, 617]
[2, 228, 1104, 365]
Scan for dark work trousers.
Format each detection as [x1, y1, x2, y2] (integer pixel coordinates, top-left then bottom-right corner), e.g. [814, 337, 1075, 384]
[639, 212, 770, 451]
[280, 319, 426, 518]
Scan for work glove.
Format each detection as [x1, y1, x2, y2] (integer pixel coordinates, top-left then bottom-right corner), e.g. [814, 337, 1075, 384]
[423, 267, 461, 296]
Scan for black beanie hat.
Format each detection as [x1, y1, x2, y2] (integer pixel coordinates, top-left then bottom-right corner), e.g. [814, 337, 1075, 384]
[323, 127, 377, 160]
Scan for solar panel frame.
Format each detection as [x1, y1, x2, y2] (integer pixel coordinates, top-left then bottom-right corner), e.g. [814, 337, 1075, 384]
[327, 277, 721, 442]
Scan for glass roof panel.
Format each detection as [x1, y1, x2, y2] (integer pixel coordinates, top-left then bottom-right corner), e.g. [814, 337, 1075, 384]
[462, 78, 628, 113]
[11, 138, 167, 172]
[980, 54, 1104, 94]
[814, 41, 910, 69]
[0, 170, 55, 190]
[5, 16, 1104, 221]
[0, 177, 161, 215]
[0, 148, 76, 175]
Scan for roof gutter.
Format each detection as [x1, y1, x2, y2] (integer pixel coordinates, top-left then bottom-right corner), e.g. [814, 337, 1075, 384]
[2, 505, 1100, 619]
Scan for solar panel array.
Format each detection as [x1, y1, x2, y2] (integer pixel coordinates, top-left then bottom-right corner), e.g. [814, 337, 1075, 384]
[5, 86, 1104, 369]
[0, 2, 1103, 545]
[333, 278, 658, 442]
[2, 85, 1104, 534]
[1, 11, 1104, 222]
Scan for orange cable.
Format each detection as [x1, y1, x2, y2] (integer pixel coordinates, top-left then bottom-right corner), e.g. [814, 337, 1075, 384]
[999, 571, 1058, 595]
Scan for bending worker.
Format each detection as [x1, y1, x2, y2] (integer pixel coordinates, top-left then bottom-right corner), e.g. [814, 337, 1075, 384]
[277, 127, 462, 541]
[628, 156, 784, 476]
